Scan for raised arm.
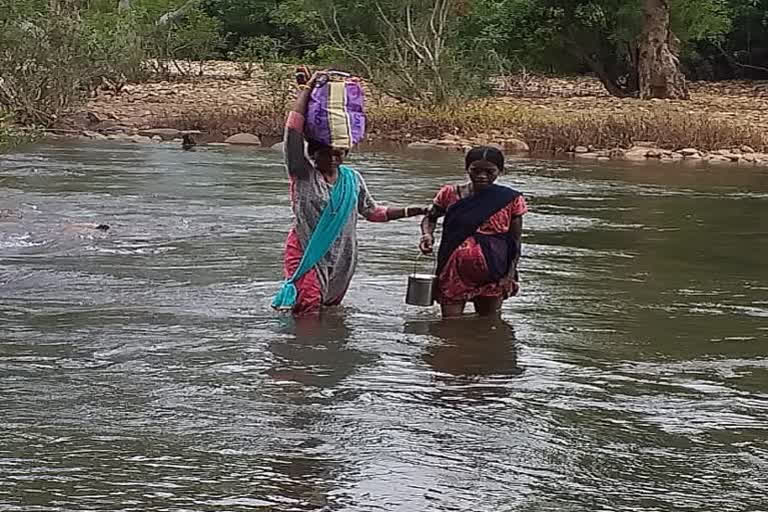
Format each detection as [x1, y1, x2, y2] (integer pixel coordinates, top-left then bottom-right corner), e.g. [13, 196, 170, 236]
[283, 75, 317, 179]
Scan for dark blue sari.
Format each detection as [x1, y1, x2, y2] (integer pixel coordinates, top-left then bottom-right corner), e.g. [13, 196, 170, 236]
[436, 184, 521, 283]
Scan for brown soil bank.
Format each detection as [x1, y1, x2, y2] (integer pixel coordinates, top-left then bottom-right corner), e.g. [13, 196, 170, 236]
[65, 61, 768, 165]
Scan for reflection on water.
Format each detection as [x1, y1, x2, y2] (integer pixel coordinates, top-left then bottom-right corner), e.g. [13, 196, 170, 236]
[409, 316, 523, 377]
[269, 312, 374, 393]
[1, 142, 767, 511]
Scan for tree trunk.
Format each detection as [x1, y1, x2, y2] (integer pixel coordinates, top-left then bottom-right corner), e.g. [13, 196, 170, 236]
[568, 45, 628, 98]
[586, 57, 627, 98]
[637, 0, 689, 99]
[626, 42, 640, 94]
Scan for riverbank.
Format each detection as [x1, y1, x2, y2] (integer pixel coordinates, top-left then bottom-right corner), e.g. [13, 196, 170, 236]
[54, 61, 768, 165]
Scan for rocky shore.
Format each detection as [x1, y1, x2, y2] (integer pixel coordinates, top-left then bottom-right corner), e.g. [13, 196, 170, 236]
[61, 125, 263, 147]
[56, 124, 768, 168]
[404, 134, 768, 165]
[50, 61, 768, 166]
[53, 122, 768, 168]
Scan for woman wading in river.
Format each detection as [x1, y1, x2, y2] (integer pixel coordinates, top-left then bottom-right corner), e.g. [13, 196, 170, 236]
[272, 71, 427, 316]
[420, 146, 528, 318]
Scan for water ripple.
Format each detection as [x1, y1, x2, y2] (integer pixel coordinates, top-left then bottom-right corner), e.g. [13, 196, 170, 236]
[1, 142, 766, 511]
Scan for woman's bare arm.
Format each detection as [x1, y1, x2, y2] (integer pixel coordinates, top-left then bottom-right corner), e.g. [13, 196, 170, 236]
[508, 215, 523, 274]
[419, 205, 443, 254]
[284, 75, 320, 179]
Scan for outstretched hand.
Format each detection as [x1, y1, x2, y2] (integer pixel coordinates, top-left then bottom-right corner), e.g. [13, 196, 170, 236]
[408, 206, 429, 217]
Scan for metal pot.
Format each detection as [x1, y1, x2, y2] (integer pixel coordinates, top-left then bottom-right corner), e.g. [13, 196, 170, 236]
[406, 273, 436, 306]
[406, 255, 437, 306]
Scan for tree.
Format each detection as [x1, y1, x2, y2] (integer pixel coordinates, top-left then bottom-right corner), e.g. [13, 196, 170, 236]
[464, 0, 730, 97]
[276, 0, 493, 104]
[0, 6, 99, 125]
[637, 0, 689, 98]
[201, 0, 311, 52]
[713, 0, 768, 78]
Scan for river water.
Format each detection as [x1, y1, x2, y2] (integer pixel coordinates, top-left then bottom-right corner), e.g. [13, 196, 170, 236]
[1, 142, 766, 511]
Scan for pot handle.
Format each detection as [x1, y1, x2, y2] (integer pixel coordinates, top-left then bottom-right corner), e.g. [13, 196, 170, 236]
[412, 252, 437, 277]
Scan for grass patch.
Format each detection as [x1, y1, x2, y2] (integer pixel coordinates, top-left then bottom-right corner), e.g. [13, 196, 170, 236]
[153, 100, 768, 153]
[370, 102, 768, 152]
[0, 116, 38, 153]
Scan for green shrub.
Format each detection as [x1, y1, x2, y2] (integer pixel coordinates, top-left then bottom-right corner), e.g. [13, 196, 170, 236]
[145, 8, 225, 78]
[0, 14, 97, 125]
[0, 113, 36, 153]
[84, 11, 151, 93]
[229, 35, 284, 79]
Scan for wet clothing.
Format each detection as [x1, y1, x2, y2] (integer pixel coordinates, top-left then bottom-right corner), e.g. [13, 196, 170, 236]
[273, 165, 359, 310]
[281, 111, 388, 315]
[431, 184, 528, 304]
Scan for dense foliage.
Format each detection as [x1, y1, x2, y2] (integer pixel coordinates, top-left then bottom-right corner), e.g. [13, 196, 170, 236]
[0, 0, 766, 135]
[216, 0, 768, 80]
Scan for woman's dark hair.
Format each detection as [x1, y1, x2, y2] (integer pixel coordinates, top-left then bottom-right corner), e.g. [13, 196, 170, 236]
[307, 138, 329, 155]
[465, 145, 504, 172]
[307, 139, 350, 159]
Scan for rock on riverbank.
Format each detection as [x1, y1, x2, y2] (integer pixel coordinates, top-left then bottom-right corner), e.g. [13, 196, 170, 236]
[560, 144, 768, 165]
[403, 135, 768, 166]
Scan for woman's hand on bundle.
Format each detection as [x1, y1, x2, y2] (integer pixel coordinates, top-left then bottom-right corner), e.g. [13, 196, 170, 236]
[308, 70, 330, 88]
[296, 69, 325, 91]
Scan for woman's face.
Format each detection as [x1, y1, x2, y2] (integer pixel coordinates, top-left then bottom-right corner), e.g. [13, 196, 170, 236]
[313, 147, 347, 173]
[467, 159, 501, 190]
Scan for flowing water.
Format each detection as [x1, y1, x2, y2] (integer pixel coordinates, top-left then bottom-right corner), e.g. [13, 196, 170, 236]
[1, 142, 766, 512]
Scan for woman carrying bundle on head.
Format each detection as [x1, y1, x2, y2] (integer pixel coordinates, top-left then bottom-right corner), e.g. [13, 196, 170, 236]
[273, 69, 427, 316]
[419, 146, 528, 319]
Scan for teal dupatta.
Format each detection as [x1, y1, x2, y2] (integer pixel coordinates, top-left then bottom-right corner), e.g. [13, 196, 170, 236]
[272, 165, 359, 310]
